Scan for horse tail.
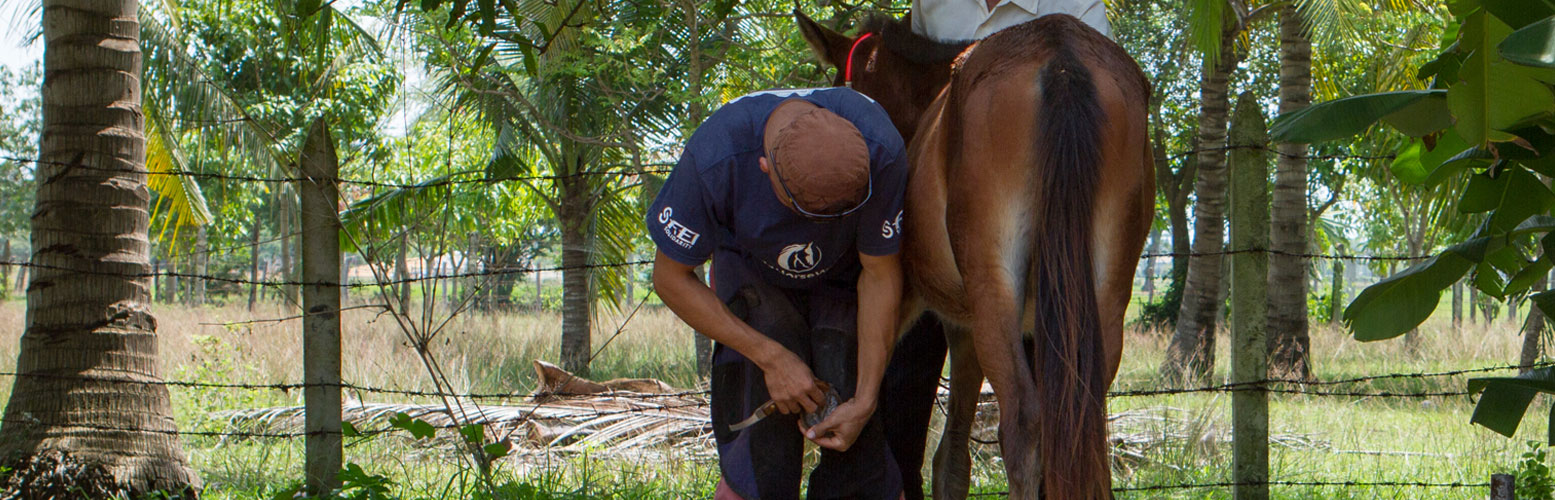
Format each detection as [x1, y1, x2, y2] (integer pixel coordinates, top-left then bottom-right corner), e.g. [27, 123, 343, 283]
[1030, 43, 1110, 499]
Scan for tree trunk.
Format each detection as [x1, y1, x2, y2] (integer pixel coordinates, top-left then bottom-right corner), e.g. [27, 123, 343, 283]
[1169, 188, 1191, 288]
[162, 254, 178, 303]
[1161, 30, 1243, 384]
[396, 233, 410, 308]
[1150, 84, 1194, 327]
[1329, 258, 1343, 324]
[0, 0, 198, 494]
[558, 181, 594, 376]
[14, 263, 26, 297]
[1470, 286, 1479, 323]
[341, 249, 349, 307]
[1451, 279, 1462, 328]
[1142, 229, 1160, 300]
[190, 226, 207, 306]
[150, 258, 161, 303]
[280, 193, 296, 304]
[1521, 275, 1549, 371]
[249, 215, 260, 311]
[1, 239, 11, 298]
[1267, 6, 1313, 380]
[534, 266, 543, 311]
[695, 265, 713, 378]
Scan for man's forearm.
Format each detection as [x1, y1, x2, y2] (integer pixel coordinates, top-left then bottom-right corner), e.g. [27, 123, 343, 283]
[854, 253, 903, 405]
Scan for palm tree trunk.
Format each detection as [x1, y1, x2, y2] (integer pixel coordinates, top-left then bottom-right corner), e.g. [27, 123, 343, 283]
[1267, 6, 1313, 380]
[0, 0, 197, 494]
[558, 180, 593, 376]
[1161, 30, 1243, 384]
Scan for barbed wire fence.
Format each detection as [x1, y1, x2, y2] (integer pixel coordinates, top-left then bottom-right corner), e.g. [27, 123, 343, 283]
[0, 145, 1528, 497]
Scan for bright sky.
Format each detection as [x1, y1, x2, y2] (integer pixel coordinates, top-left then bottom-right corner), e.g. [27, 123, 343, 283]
[0, 38, 37, 69]
[0, 3, 39, 71]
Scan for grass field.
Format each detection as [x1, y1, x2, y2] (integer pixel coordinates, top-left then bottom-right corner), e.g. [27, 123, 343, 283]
[0, 291, 1548, 499]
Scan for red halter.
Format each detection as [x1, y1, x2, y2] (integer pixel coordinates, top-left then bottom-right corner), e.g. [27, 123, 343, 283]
[844, 32, 874, 88]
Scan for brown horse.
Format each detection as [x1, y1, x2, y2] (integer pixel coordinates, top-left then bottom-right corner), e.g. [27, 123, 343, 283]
[798, 12, 1153, 500]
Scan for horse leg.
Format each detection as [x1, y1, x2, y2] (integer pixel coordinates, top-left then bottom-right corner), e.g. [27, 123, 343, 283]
[931, 325, 981, 500]
[965, 275, 1039, 500]
[955, 222, 1040, 500]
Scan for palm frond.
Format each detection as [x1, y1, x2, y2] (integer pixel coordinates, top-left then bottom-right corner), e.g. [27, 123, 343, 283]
[1292, 0, 1367, 46]
[139, 8, 288, 175]
[145, 108, 214, 249]
[1186, 0, 1230, 63]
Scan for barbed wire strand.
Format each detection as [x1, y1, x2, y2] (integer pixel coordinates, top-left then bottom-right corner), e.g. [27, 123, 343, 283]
[1, 143, 1391, 189]
[0, 244, 1439, 291]
[0, 155, 672, 188]
[0, 360, 1538, 401]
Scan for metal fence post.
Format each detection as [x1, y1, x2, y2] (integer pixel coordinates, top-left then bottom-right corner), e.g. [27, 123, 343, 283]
[300, 117, 343, 495]
[1229, 91, 1270, 500]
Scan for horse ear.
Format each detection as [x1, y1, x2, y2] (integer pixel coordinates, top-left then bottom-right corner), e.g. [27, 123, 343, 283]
[795, 9, 851, 70]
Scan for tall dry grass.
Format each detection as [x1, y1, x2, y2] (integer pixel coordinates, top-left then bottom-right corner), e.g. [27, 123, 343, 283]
[0, 298, 700, 402]
[1112, 312, 1529, 389]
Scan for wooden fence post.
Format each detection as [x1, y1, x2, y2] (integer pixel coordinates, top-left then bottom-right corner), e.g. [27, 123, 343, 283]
[1229, 91, 1270, 500]
[1492, 473, 1515, 499]
[300, 117, 343, 495]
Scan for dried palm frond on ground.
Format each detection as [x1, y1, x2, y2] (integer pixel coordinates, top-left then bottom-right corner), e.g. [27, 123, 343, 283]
[215, 361, 714, 461]
[215, 362, 1389, 471]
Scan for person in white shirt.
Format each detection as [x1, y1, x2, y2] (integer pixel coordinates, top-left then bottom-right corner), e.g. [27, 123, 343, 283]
[912, 0, 1110, 41]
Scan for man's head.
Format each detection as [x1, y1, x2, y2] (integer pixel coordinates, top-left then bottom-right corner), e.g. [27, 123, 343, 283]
[760, 99, 871, 219]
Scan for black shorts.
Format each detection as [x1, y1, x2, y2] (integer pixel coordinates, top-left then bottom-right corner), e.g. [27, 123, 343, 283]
[711, 280, 903, 500]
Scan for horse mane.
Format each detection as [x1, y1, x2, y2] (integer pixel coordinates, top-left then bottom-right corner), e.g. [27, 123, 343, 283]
[859, 13, 972, 66]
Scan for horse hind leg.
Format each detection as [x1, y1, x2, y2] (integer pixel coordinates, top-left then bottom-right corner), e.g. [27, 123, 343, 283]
[953, 210, 1041, 500]
[931, 325, 982, 500]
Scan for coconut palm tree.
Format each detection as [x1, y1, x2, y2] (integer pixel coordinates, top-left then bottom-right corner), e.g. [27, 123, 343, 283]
[1161, 0, 1425, 382]
[0, 0, 199, 495]
[1160, 0, 1256, 383]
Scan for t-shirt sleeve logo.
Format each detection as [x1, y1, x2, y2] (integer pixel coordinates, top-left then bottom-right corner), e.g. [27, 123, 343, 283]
[658, 207, 701, 249]
[881, 210, 903, 239]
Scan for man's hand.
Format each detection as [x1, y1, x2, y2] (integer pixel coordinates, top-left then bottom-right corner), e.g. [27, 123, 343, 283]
[759, 349, 826, 415]
[801, 398, 875, 451]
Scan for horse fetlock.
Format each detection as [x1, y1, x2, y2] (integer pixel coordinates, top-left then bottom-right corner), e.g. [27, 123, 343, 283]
[930, 444, 972, 500]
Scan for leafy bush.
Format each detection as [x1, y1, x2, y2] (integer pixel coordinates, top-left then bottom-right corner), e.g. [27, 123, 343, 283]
[1309, 292, 1333, 324]
[1134, 276, 1184, 330]
[1520, 441, 1555, 500]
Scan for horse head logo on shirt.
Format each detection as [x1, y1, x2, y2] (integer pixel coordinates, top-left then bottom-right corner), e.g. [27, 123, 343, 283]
[778, 242, 821, 274]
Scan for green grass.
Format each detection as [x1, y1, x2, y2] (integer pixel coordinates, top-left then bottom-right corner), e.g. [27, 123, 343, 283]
[0, 294, 1548, 499]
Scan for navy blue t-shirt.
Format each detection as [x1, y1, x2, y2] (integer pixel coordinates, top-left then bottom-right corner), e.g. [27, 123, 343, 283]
[647, 88, 908, 300]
